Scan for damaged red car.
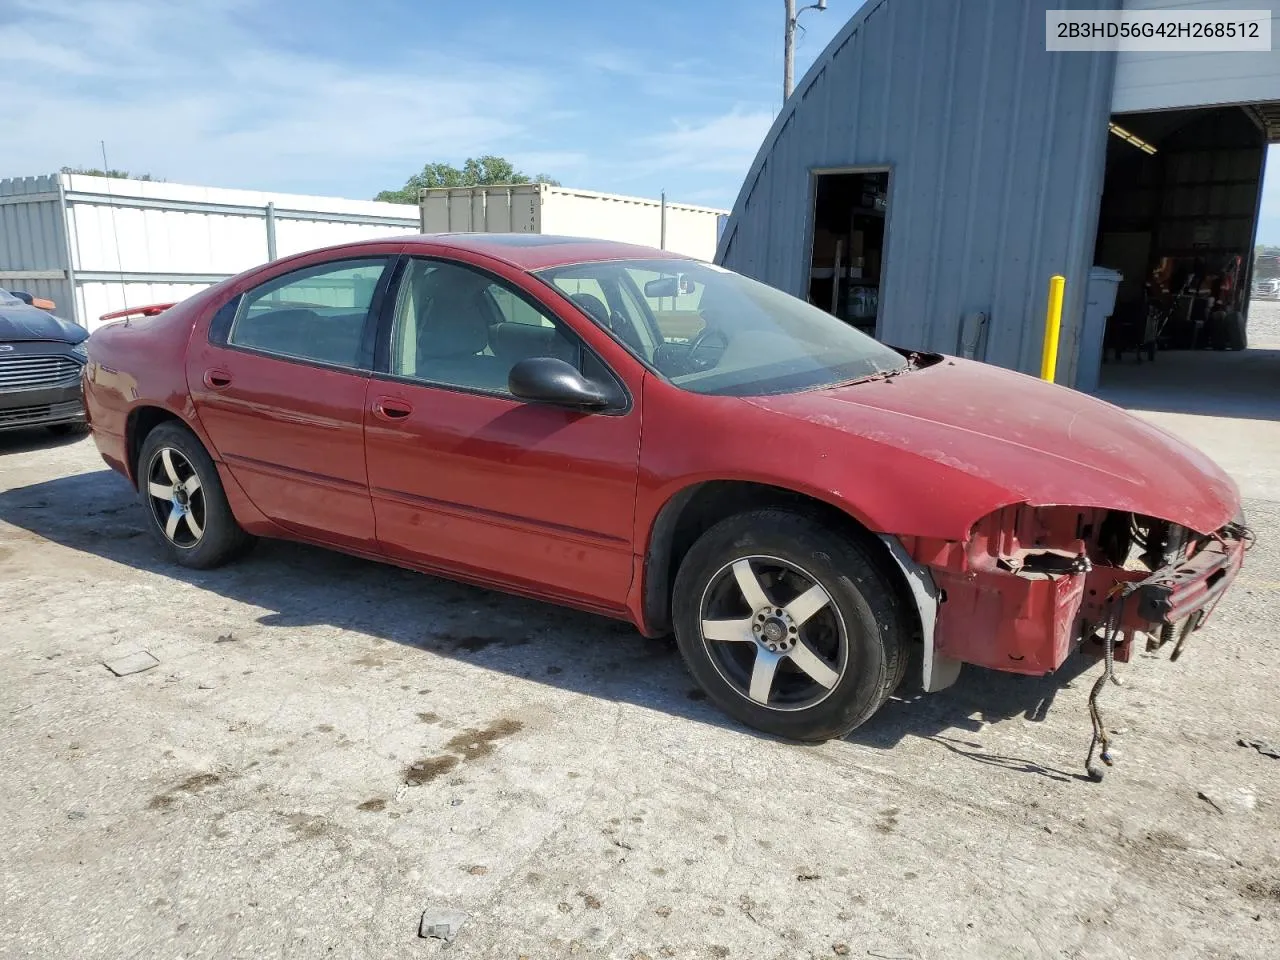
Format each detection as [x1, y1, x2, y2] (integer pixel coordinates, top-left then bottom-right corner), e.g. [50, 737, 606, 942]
[82, 235, 1248, 749]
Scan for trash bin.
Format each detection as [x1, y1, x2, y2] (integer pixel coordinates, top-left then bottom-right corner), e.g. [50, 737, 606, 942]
[1076, 266, 1123, 393]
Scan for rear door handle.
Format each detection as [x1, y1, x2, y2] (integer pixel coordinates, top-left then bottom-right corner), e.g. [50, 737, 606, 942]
[204, 369, 233, 389]
[372, 397, 413, 421]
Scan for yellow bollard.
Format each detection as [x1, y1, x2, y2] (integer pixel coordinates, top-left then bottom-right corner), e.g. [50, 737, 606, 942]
[1040, 274, 1065, 382]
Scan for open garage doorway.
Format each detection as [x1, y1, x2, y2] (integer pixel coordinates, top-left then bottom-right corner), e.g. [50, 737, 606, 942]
[806, 170, 889, 337]
[1089, 103, 1280, 425]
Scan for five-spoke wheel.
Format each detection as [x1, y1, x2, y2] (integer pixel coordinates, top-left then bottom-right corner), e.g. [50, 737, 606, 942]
[673, 508, 908, 741]
[146, 447, 206, 548]
[137, 421, 254, 569]
[699, 556, 847, 710]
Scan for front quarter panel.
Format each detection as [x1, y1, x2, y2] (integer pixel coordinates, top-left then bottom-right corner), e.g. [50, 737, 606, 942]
[634, 375, 1020, 545]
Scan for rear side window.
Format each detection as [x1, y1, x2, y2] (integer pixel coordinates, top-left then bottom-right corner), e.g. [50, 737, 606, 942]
[229, 258, 388, 368]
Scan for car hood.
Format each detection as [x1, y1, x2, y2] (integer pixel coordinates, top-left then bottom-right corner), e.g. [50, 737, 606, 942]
[0, 304, 87, 344]
[746, 357, 1238, 535]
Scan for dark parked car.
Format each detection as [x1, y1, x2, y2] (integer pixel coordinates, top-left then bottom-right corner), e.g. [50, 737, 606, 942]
[83, 235, 1246, 750]
[0, 287, 89, 434]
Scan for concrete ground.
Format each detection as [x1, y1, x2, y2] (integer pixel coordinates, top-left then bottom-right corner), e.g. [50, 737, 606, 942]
[3, 313, 1280, 960]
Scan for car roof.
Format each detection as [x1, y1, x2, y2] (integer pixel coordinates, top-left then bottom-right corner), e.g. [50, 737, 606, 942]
[401, 233, 696, 271]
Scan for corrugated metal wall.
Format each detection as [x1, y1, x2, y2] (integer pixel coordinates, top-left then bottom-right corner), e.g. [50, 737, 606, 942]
[1114, 0, 1280, 112]
[60, 175, 420, 329]
[0, 174, 421, 330]
[716, 0, 1121, 383]
[0, 175, 73, 317]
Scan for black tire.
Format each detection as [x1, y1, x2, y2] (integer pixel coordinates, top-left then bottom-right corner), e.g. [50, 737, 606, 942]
[1226, 310, 1247, 351]
[47, 421, 90, 436]
[672, 509, 908, 742]
[137, 421, 254, 569]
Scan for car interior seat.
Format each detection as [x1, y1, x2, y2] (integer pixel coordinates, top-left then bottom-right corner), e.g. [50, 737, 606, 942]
[490, 321, 578, 367]
[570, 291, 645, 354]
[414, 273, 508, 390]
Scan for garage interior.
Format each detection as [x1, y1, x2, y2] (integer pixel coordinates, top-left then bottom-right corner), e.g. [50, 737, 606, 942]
[1092, 102, 1280, 420]
[806, 170, 889, 337]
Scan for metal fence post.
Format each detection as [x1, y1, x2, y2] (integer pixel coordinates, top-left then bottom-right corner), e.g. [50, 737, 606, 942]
[660, 191, 667, 250]
[265, 202, 277, 261]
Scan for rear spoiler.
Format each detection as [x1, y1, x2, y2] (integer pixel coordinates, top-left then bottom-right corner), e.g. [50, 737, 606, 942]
[98, 303, 176, 324]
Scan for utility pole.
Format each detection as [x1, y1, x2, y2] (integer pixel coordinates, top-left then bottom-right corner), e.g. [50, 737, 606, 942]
[784, 0, 828, 102]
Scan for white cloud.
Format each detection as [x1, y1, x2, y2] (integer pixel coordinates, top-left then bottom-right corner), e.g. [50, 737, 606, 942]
[0, 0, 777, 209]
[0, 0, 555, 197]
[641, 107, 775, 175]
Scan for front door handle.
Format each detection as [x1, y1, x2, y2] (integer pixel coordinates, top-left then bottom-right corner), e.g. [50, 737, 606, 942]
[204, 369, 233, 389]
[372, 397, 413, 422]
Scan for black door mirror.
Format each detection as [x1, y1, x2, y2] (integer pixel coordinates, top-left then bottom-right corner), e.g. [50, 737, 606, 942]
[508, 357, 612, 410]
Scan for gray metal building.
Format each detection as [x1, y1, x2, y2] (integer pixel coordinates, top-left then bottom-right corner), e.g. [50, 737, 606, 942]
[717, 0, 1280, 389]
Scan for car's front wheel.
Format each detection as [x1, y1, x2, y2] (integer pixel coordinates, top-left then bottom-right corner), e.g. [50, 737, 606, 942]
[672, 509, 908, 742]
[137, 421, 254, 569]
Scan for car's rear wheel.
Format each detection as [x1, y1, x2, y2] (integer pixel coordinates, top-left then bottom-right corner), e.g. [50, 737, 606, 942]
[672, 509, 908, 742]
[137, 421, 254, 569]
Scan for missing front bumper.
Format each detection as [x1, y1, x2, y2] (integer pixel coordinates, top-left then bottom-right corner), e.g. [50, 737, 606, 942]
[918, 520, 1248, 676]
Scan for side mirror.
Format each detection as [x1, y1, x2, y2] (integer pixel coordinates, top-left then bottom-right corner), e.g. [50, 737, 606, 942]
[508, 357, 612, 410]
[643, 275, 693, 298]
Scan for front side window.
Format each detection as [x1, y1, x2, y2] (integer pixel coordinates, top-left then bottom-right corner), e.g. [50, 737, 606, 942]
[388, 258, 580, 394]
[537, 259, 906, 396]
[229, 258, 387, 368]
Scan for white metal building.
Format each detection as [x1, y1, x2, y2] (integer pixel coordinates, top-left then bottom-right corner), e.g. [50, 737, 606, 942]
[0, 174, 729, 333]
[0, 173, 420, 331]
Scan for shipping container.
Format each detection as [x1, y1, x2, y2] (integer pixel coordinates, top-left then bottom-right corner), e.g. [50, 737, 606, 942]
[418, 184, 727, 262]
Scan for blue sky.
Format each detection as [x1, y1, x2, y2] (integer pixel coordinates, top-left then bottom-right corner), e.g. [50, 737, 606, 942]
[3, 0, 1280, 240]
[0, 0, 850, 209]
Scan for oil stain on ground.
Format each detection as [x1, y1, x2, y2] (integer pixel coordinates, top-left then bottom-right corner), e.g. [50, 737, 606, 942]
[405, 755, 459, 785]
[445, 718, 523, 759]
[1243, 877, 1280, 901]
[403, 717, 524, 786]
[284, 813, 329, 839]
[148, 772, 223, 810]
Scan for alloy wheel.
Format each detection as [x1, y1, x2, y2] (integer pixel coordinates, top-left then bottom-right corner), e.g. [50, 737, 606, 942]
[145, 447, 206, 549]
[698, 555, 849, 711]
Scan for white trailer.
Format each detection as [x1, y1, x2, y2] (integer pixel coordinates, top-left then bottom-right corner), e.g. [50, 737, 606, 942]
[419, 184, 728, 262]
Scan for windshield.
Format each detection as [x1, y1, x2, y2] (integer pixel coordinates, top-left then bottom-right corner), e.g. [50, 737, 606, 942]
[0, 287, 21, 306]
[536, 259, 906, 396]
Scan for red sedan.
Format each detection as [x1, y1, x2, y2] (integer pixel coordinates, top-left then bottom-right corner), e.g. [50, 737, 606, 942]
[83, 234, 1247, 745]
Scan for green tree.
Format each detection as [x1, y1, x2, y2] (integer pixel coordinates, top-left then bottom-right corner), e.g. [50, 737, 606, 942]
[61, 166, 157, 181]
[375, 155, 559, 204]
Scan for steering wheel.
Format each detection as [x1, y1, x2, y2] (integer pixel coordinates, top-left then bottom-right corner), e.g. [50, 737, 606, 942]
[687, 325, 729, 370]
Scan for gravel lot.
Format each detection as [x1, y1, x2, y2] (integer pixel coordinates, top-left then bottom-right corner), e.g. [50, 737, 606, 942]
[1246, 297, 1280, 348]
[2, 344, 1279, 959]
